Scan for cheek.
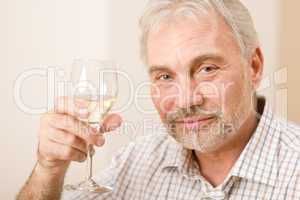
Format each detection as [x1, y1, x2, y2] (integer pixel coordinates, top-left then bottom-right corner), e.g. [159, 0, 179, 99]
[151, 85, 177, 117]
[223, 81, 242, 104]
[220, 75, 252, 114]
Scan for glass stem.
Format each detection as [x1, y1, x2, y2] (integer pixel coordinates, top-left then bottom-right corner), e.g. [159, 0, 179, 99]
[86, 144, 94, 181]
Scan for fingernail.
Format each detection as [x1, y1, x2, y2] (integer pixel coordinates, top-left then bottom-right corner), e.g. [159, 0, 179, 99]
[96, 137, 104, 146]
[79, 155, 87, 162]
[107, 124, 118, 132]
[88, 127, 98, 135]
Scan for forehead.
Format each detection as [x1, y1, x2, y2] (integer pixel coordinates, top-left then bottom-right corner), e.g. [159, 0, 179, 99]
[146, 13, 240, 68]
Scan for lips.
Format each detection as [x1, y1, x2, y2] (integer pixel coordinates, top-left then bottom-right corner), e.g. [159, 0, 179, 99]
[175, 116, 216, 129]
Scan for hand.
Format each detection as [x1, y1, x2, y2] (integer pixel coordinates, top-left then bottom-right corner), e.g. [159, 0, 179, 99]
[36, 96, 122, 176]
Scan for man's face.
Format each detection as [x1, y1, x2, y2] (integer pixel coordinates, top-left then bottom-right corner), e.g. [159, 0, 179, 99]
[147, 13, 258, 152]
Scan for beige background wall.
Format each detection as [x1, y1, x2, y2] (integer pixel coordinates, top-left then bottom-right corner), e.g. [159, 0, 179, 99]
[280, 0, 300, 124]
[1, 0, 297, 199]
[1, 1, 114, 198]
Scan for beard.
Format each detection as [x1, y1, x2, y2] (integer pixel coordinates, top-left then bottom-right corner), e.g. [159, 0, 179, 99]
[164, 92, 252, 153]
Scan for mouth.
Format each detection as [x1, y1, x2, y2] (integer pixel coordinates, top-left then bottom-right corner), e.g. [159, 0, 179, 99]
[175, 116, 216, 129]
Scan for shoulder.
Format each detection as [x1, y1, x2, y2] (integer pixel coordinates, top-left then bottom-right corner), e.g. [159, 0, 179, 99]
[273, 117, 300, 193]
[274, 116, 300, 177]
[276, 117, 300, 154]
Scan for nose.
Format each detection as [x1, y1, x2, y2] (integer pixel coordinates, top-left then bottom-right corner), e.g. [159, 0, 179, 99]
[176, 78, 204, 109]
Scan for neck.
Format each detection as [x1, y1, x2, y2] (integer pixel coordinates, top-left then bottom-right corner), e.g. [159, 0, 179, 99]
[194, 109, 259, 187]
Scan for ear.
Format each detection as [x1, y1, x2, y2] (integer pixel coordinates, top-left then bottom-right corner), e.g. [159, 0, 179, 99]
[249, 47, 264, 89]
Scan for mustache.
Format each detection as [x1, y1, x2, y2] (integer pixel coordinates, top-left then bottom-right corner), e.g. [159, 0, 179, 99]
[166, 105, 223, 123]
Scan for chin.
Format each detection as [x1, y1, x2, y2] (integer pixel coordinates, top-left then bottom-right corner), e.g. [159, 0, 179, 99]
[168, 127, 229, 153]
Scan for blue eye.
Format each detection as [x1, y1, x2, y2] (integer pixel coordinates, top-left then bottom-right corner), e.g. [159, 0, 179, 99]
[158, 74, 172, 81]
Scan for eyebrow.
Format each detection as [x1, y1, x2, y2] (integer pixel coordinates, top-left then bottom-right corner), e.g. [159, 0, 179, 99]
[148, 53, 225, 74]
[189, 53, 225, 74]
[148, 66, 171, 74]
[189, 53, 225, 68]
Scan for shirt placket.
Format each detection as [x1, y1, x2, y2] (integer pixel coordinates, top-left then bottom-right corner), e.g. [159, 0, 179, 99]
[199, 176, 238, 200]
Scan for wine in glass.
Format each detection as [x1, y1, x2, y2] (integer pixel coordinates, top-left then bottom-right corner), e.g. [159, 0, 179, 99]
[64, 59, 118, 193]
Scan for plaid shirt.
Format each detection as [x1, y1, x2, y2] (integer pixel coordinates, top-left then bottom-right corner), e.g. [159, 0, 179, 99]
[62, 99, 300, 199]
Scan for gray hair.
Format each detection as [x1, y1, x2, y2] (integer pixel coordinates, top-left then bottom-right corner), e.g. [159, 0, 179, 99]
[139, 0, 259, 63]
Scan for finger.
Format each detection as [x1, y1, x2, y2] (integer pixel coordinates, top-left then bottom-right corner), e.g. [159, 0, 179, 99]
[41, 139, 87, 162]
[45, 113, 101, 146]
[54, 96, 89, 119]
[100, 113, 122, 133]
[47, 127, 87, 153]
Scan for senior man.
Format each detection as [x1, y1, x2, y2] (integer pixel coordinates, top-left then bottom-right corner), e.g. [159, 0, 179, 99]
[17, 0, 300, 199]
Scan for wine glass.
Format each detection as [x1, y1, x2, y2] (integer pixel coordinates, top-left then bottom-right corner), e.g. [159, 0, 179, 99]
[64, 59, 118, 193]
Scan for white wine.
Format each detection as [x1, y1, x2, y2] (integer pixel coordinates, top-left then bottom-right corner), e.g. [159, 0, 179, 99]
[65, 59, 118, 193]
[75, 95, 116, 125]
[88, 96, 116, 125]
